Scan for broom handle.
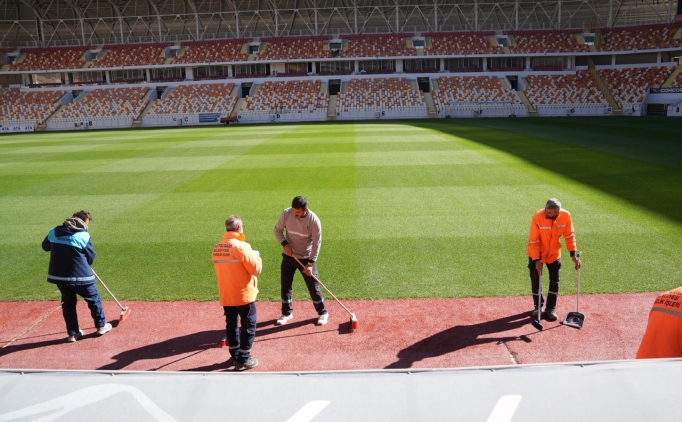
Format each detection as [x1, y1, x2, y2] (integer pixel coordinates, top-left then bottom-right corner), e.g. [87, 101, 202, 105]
[291, 255, 354, 317]
[576, 251, 582, 313]
[92, 269, 125, 310]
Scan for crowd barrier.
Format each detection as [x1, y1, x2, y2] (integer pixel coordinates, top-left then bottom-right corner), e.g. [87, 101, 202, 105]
[0, 122, 36, 132]
[142, 113, 227, 127]
[47, 117, 133, 130]
[438, 105, 527, 118]
[337, 109, 426, 119]
[536, 105, 611, 116]
[237, 112, 326, 123]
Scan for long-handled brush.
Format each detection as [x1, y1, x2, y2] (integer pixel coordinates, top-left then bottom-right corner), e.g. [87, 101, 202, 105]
[531, 268, 544, 331]
[292, 256, 358, 330]
[92, 269, 132, 322]
[563, 251, 585, 329]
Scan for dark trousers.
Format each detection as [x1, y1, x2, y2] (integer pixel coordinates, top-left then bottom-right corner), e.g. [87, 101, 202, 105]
[57, 283, 107, 335]
[280, 254, 327, 316]
[529, 258, 562, 310]
[224, 302, 257, 363]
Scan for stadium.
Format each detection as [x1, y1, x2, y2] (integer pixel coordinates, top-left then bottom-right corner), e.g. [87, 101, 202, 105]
[1, 1, 682, 421]
[1, 0, 682, 130]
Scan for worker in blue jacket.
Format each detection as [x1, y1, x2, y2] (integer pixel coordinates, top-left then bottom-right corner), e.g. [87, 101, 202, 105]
[42, 210, 111, 342]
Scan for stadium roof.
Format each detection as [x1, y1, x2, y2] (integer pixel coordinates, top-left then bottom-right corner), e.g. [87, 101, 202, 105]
[0, 0, 679, 48]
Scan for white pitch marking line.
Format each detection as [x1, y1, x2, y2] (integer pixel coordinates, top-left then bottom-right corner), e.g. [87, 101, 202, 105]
[487, 395, 522, 422]
[285, 400, 331, 422]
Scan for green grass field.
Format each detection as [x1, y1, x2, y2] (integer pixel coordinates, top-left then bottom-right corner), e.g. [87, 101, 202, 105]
[2, 117, 681, 302]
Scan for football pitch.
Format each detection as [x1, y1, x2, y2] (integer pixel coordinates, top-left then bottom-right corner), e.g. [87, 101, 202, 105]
[1, 117, 681, 302]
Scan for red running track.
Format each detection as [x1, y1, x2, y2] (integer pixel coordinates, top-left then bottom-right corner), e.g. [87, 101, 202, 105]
[0, 293, 655, 372]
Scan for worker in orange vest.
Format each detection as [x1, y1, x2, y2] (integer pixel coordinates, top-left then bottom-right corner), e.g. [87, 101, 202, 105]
[212, 215, 262, 371]
[527, 198, 581, 321]
[636, 285, 682, 359]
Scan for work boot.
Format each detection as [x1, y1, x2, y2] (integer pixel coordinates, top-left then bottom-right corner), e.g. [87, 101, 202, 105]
[235, 358, 259, 371]
[544, 308, 558, 322]
[276, 314, 293, 326]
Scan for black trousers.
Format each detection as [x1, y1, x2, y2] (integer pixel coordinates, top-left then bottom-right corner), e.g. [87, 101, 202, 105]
[280, 254, 327, 316]
[224, 302, 257, 363]
[529, 257, 561, 309]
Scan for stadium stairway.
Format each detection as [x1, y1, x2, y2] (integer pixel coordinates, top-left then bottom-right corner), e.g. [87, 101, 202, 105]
[516, 89, 538, 117]
[327, 95, 337, 119]
[431, 78, 440, 91]
[409, 79, 419, 91]
[230, 98, 245, 117]
[588, 60, 623, 115]
[662, 63, 682, 87]
[423, 92, 437, 117]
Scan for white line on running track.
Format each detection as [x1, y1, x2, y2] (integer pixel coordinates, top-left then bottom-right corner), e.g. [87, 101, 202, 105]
[1, 304, 62, 349]
[487, 395, 522, 422]
[285, 401, 330, 422]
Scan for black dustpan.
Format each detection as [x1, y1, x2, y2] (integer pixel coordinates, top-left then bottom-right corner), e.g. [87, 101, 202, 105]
[563, 252, 584, 329]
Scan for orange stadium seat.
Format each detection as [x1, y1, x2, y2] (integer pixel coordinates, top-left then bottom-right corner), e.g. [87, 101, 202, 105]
[174, 39, 250, 64]
[508, 30, 591, 54]
[336, 78, 426, 112]
[598, 66, 673, 106]
[599, 24, 681, 51]
[423, 32, 499, 56]
[524, 72, 608, 106]
[341, 34, 415, 58]
[255, 36, 332, 61]
[241, 80, 329, 114]
[0, 89, 65, 123]
[52, 87, 149, 120]
[95, 43, 171, 68]
[147, 83, 238, 116]
[10, 47, 90, 71]
[431, 76, 521, 110]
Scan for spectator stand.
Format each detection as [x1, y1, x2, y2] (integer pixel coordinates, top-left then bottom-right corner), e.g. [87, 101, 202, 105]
[335, 77, 426, 120]
[599, 65, 675, 115]
[47, 86, 150, 130]
[238, 79, 328, 123]
[143, 82, 238, 127]
[523, 71, 610, 116]
[0, 88, 66, 131]
[431, 76, 525, 118]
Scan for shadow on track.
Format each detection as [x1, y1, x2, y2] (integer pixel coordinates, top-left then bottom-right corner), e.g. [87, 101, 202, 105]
[385, 311, 535, 369]
[98, 329, 223, 371]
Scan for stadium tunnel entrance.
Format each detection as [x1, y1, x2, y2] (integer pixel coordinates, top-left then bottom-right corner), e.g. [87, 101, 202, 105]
[328, 79, 341, 95]
[417, 77, 431, 93]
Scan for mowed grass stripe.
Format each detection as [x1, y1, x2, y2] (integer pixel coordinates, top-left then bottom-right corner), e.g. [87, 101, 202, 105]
[0, 120, 681, 302]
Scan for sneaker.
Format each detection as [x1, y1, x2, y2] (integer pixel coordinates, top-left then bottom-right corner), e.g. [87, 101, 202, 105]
[276, 314, 293, 326]
[97, 323, 113, 335]
[235, 358, 259, 371]
[316, 313, 329, 326]
[532, 309, 540, 318]
[544, 308, 558, 322]
[67, 330, 84, 343]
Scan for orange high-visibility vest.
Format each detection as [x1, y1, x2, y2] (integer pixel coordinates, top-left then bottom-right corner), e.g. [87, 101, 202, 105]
[527, 208, 577, 264]
[212, 231, 261, 307]
[636, 286, 682, 359]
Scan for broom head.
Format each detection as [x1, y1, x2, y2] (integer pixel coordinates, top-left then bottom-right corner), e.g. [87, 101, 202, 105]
[119, 307, 132, 322]
[350, 313, 358, 330]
